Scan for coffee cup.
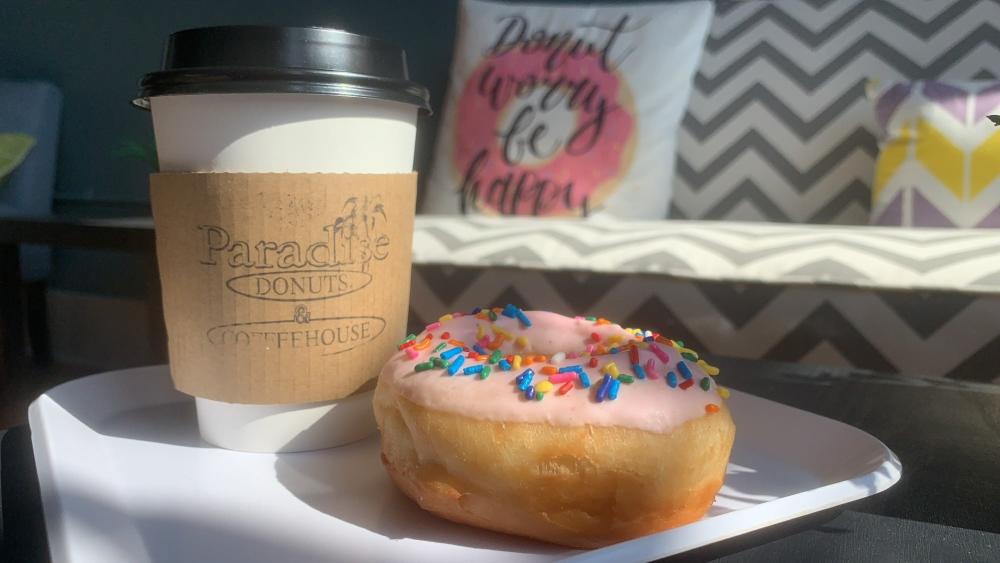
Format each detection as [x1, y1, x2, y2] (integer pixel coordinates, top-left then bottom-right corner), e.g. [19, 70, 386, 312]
[133, 26, 429, 452]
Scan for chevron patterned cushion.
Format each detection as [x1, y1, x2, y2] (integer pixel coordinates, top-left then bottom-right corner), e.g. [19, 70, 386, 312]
[674, 0, 1000, 224]
[423, 0, 713, 219]
[412, 216, 1000, 294]
[869, 80, 1000, 227]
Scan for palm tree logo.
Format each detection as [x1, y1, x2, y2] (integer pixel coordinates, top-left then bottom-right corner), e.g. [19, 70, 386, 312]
[333, 196, 388, 272]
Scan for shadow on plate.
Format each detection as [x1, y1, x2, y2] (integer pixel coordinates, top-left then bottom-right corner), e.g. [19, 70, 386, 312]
[36, 367, 211, 448]
[273, 439, 568, 556]
[97, 401, 210, 448]
[46, 487, 340, 563]
[669, 507, 847, 563]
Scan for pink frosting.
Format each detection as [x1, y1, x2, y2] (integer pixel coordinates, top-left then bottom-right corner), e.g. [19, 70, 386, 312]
[378, 311, 725, 434]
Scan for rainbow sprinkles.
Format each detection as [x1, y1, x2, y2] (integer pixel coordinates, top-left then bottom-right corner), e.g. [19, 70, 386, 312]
[393, 305, 729, 412]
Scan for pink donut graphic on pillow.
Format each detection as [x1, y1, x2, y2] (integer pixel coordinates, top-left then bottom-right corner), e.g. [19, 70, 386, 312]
[453, 48, 636, 216]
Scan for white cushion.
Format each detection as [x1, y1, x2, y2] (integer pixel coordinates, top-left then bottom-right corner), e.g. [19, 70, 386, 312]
[423, 0, 713, 219]
[413, 216, 1000, 294]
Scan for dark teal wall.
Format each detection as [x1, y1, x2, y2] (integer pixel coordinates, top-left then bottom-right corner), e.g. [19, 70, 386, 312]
[0, 0, 459, 296]
[0, 0, 459, 207]
[2, 0, 661, 296]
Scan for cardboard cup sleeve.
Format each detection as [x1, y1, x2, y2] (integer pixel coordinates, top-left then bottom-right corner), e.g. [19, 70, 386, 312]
[149, 173, 417, 404]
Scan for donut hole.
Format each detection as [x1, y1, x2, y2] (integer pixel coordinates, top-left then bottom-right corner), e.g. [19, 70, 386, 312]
[508, 325, 626, 360]
[503, 328, 632, 358]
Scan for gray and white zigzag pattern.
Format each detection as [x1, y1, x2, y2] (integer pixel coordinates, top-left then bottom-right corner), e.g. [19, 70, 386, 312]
[412, 216, 1000, 294]
[409, 265, 1000, 383]
[673, 0, 1000, 223]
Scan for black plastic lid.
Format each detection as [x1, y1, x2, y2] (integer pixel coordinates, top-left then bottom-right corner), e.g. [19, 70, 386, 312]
[132, 25, 430, 111]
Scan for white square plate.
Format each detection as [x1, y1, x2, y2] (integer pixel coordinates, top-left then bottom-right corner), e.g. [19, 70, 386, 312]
[30, 366, 900, 562]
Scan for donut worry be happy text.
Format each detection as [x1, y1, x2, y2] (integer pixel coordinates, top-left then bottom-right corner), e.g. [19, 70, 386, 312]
[456, 14, 643, 216]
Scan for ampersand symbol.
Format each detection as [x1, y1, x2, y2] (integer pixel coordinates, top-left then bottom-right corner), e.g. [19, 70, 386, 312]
[293, 305, 311, 324]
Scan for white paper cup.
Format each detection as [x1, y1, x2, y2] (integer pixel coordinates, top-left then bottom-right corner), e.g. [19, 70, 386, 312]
[151, 94, 417, 175]
[149, 93, 417, 452]
[137, 26, 428, 453]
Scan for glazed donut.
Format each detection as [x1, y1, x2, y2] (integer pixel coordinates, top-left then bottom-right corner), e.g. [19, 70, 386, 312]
[373, 306, 735, 548]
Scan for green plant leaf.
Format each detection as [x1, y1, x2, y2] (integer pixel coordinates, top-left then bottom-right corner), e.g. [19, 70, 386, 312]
[0, 132, 37, 181]
[113, 138, 159, 169]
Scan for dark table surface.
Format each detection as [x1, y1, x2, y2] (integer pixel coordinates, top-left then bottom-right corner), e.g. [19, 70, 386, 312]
[3, 356, 999, 562]
[0, 213, 165, 369]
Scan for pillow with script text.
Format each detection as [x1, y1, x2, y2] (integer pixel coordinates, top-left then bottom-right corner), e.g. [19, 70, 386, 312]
[424, 0, 713, 218]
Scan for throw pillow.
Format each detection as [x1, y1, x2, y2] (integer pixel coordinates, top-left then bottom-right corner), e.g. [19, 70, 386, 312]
[869, 80, 1000, 227]
[0, 132, 36, 185]
[423, 0, 713, 218]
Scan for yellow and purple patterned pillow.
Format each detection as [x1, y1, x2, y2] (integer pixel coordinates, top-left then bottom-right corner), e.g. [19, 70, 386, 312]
[869, 80, 1000, 227]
